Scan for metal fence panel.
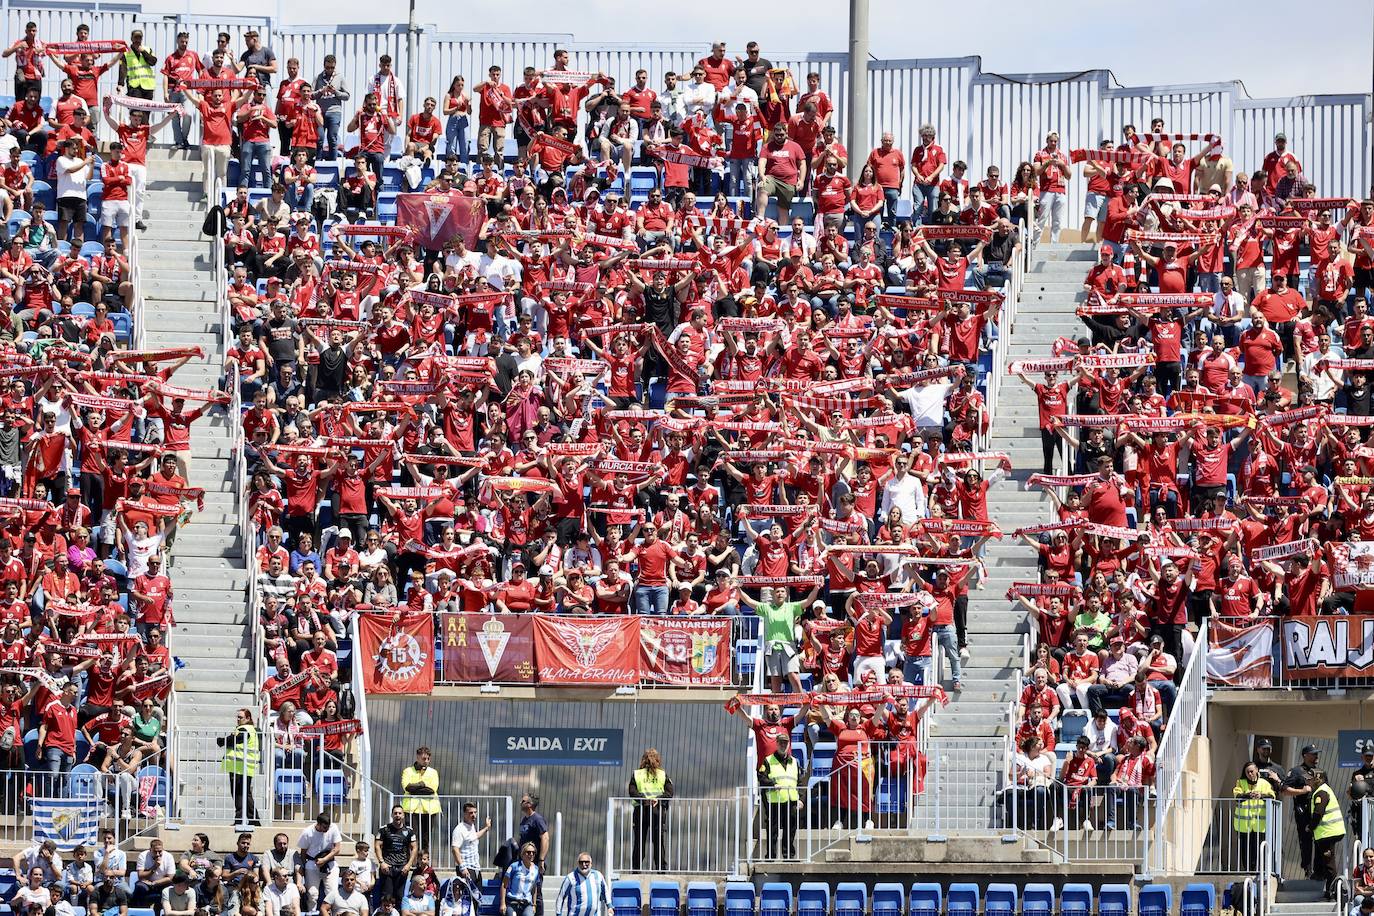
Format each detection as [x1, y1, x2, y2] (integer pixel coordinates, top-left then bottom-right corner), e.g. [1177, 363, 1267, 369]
[969, 71, 1103, 230]
[1234, 95, 1370, 200]
[912, 736, 1004, 832]
[424, 33, 569, 113]
[277, 25, 411, 120]
[865, 58, 975, 173]
[1101, 83, 1236, 146]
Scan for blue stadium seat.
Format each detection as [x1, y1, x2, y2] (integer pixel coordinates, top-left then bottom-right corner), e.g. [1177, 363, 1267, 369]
[985, 884, 1017, 916]
[315, 769, 347, 806]
[1138, 886, 1172, 916]
[479, 877, 501, 916]
[274, 768, 306, 806]
[611, 881, 642, 916]
[0, 872, 18, 906]
[1097, 885, 1131, 916]
[1023, 884, 1055, 916]
[1180, 884, 1215, 916]
[1060, 885, 1093, 916]
[909, 884, 942, 916]
[947, 884, 979, 916]
[725, 883, 755, 916]
[69, 763, 100, 801]
[649, 882, 679, 916]
[22, 728, 39, 769]
[870, 885, 903, 916]
[759, 884, 792, 916]
[686, 882, 717, 916]
[31, 180, 53, 211]
[79, 241, 104, 258]
[797, 883, 828, 916]
[833, 883, 865, 916]
[7, 210, 29, 237]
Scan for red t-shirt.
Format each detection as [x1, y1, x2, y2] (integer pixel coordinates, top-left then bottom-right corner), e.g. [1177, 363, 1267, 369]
[630, 540, 678, 587]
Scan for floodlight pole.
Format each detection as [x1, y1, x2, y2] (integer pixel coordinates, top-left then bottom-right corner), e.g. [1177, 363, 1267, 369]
[847, 0, 869, 182]
[407, 0, 419, 121]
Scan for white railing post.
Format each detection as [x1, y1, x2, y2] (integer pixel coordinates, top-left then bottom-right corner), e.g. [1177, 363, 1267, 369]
[353, 611, 374, 832]
[604, 798, 616, 879]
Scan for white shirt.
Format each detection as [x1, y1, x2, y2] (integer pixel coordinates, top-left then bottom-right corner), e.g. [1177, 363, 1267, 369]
[880, 471, 926, 521]
[1301, 348, 1342, 401]
[266, 880, 301, 916]
[54, 154, 89, 201]
[1211, 290, 1246, 320]
[444, 249, 481, 275]
[897, 381, 952, 429]
[298, 823, 343, 858]
[1084, 718, 1118, 754]
[681, 80, 716, 119]
[137, 849, 175, 883]
[451, 822, 481, 869]
[717, 83, 758, 113]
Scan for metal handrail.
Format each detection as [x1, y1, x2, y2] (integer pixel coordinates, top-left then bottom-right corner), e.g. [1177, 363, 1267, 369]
[1151, 616, 1210, 872]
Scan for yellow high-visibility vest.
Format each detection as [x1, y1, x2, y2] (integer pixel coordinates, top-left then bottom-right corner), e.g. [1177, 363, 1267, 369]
[762, 755, 799, 803]
[1313, 785, 1347, 841]
[221, 725, 259, 777]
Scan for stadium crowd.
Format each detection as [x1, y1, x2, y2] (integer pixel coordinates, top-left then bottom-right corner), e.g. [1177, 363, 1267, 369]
[0, 20, 234, 827]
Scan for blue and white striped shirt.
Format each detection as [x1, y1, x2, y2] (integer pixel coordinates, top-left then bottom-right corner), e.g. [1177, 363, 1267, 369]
[503, 861, 541, 904]
[556, 868, 610, 916]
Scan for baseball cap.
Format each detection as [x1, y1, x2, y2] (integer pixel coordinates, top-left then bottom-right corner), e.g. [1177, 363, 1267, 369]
[1098, 244, 1112, 256]
[336, 528, 352, 539]
[1302, 744, 1320, 755]
[511, 560, 526, 570]
[1275, 132, 1287, 141]
[1256, 738, 1273, 750]
[811, 600, 826, 610]
[538, 565, 554, 577]
[65, 487, 80, 496]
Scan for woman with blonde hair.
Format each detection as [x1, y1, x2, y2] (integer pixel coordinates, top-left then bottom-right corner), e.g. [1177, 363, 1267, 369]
[628, 748, 674, 871]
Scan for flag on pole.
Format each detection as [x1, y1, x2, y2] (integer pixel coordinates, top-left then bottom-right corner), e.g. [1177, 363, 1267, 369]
[32, 797, 100, 850]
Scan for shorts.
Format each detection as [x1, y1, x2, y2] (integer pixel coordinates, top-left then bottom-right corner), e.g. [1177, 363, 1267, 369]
[1084, 192, 1107, 221]
[758, 176, 797, 211]
[765, 642, 799, 677]
[99, 509, 116, 545]
[101, 199, 131, 229]
[57, 196, 88, 225]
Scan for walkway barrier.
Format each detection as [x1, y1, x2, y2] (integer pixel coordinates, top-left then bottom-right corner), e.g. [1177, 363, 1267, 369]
[1150, 618, 1209, 874]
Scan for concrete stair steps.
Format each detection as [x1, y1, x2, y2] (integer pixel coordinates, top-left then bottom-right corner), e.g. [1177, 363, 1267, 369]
[173, 674, 254, 694]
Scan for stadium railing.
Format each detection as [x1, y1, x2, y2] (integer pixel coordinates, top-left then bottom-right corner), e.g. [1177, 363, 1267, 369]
[1150, 617, 1209, 873]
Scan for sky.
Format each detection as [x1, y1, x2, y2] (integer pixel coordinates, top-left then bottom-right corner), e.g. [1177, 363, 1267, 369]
[166, 0, 1374, 100]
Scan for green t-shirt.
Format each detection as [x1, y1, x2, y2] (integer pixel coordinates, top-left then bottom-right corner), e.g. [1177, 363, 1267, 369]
[1073, 610, 1111, 648]
[758, 601, 805, 646]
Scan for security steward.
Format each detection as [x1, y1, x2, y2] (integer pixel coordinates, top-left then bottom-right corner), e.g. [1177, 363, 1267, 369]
[218, 707, 261, 826]
[628, 748, 674, 871]
[756, 731, 808, 859]
[1310, 768, 1347, 901]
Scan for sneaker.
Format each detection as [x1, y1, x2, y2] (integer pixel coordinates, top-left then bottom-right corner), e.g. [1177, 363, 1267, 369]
[952, 680, 963, 691]
[136, 220, 147, 231]
[1083, 820, 1095, 834]
[1049, 817, 1063, 833]
[1104, 819, 1115, 830]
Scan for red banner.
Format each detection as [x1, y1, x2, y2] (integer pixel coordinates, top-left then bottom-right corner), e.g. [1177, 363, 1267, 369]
[440, 613, 535, 683]
[532, 616, 641, 685]
[358, 613, 435, 694]
[640, 618, 732, 686]
[395, 191, 485, 250]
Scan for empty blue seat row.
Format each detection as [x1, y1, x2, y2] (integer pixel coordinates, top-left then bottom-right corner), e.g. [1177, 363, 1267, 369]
[648, 883, 1209, 916]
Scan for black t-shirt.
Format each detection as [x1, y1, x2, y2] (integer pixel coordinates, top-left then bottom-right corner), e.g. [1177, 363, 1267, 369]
[642, 288, 674, 330]
[316, 345, 348, 392]
[377, 823, 416, 867]
[1284, 763, 1316, 817]
[261, 317, 299, 364]
[240, 47, 277, 86]
[1253, 756, 1286, 792]
[94, 882, 129, 912]
[518, 813, 548, 861]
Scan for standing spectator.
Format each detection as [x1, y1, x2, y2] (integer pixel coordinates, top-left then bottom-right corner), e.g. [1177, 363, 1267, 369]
[38, 681, 79, 778]
[298, 814, 343, 914]
[449, 803, 491, 882]
[117, 30, 157, 101]
[373, 805, 417, 907]
[312, 55, 349, 161]
[755, 123, 806, 222]
[554, 853, 608, 916]
[476, 65, 512, 164]
[865, 132, 905, 228]
[3, 22, 44, 100]
[161, 32, 204, 152]
[53, 138, 92, 248]
[239, 31, 277, 88]
[275, 58, 309, 156]
[1033, 131, 1070, 243]
[183, 86, 243, 204]
[1232, 761, 1276, 872]
[910, 123, 945, 224]
[348, 93, 395, 184]
[517, 794, 549, 870]
[100, 99, 173, 231]
[443, 76, 470, 165]
[237, 86, 279, 190]
[400, 746, 440, 853]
